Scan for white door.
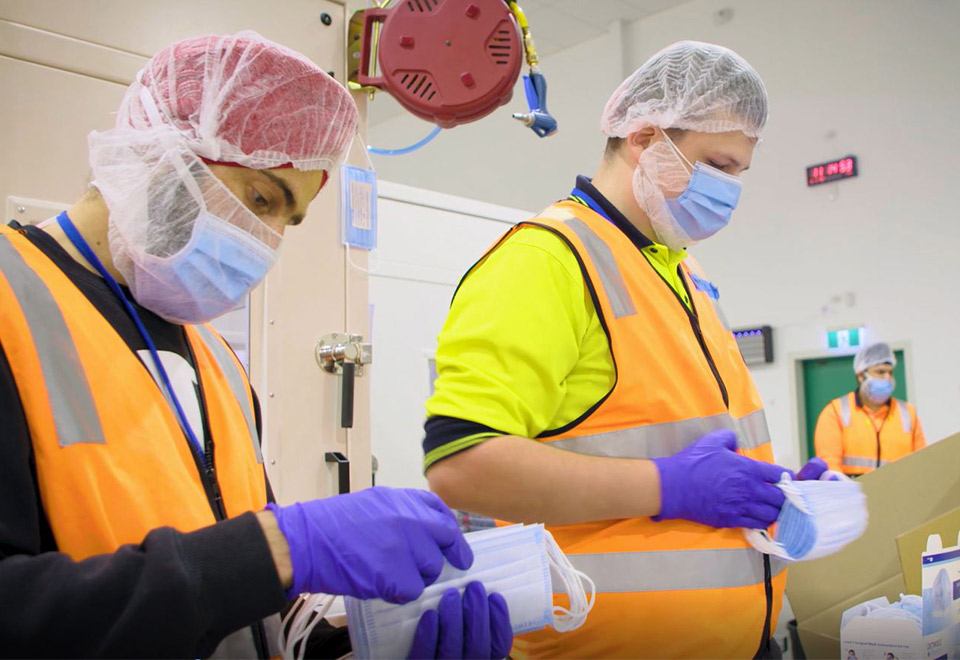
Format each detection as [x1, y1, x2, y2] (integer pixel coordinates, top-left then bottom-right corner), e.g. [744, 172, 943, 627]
[369, 181, 529, 489]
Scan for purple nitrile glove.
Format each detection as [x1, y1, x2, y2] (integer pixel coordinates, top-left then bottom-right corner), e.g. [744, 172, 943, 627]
[796, 457, 831, 481]
[267, 487, 473, 603]
[653, 429, 793, 529]
[408, 582, 512, 660]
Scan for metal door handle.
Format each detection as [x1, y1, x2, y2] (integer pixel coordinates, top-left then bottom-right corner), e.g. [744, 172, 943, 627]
[316, 333, 372, 429]
[325, 452, 350, 494]
[341, 362, 355, 428]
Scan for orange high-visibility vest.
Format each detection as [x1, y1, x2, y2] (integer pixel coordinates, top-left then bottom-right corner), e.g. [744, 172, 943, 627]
[0, 226, 275, 656]
[814, 392, 922, 476]
[461, 202, 786, 659]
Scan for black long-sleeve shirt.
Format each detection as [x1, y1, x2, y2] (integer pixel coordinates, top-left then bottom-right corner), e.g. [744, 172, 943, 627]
[0, 223, 291, 657]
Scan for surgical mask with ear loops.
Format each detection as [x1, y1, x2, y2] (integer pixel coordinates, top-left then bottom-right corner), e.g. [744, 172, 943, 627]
[344, 523, 595, 659]
[632, 131, 743, 251]
[862, 376, 895, 405]
[744, 471, 868, 563]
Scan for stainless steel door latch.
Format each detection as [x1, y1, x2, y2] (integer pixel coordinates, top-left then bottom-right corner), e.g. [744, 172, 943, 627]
[316, 333, 372, 429]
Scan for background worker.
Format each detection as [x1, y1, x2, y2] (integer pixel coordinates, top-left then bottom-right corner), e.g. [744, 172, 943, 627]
[815, 342, 925, 476]
[423, 41, 827, 658]
[0, 32, 510, 659]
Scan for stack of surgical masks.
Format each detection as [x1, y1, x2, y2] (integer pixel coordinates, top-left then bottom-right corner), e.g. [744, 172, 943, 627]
[745, 471, 868, 562]
[345, 523, 595, 659]
[842, 595, 923, 632]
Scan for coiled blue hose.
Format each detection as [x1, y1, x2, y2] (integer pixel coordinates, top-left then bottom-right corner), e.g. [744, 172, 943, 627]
[367, 126, 442, 156]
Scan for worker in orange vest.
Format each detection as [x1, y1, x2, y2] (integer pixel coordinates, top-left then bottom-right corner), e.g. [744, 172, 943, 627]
[0, 32, 509, 658]
[423, 41, 827, 659]
[815, 342, 925, 476]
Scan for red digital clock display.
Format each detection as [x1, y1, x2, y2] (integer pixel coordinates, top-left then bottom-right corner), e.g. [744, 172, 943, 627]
[807, 156, 858, 186]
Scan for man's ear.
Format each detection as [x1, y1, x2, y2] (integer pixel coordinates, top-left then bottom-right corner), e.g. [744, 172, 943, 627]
[625, 126, 659, 162]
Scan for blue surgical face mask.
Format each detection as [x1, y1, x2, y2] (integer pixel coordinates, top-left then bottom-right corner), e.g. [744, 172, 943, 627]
[862, 376, 895, 405]
[130, 210, 279, 324]
[662, 133, 743, 243]
[745, 472, 868, 563]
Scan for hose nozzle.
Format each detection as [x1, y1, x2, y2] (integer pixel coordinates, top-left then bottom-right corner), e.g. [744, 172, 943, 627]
[512, 111, 557, 137]
[515, 72, 557, 138]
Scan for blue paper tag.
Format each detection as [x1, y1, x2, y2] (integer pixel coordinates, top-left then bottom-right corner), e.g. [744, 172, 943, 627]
[689, 273, 720, 300]
[341, 165, 377, 250]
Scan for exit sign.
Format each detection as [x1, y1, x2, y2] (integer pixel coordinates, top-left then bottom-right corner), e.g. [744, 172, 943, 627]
[827, 327, 864, 349]
[807, 155, 858, 186]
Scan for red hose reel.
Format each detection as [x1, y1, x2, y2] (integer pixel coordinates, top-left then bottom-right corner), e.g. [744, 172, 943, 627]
[352, 0, 524, 128]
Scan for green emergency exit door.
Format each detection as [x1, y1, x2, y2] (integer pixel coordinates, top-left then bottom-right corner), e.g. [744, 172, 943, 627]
[800, 350, 907, 461]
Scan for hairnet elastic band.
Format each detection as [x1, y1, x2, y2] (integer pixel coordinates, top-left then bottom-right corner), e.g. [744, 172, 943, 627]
[199, 157, 294, 169]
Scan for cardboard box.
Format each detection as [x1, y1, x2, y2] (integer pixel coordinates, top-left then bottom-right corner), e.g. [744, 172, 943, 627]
[841, 614, 923, 659]
[786, 432, 960, 660]
[838, 527, 960, 660]
[897, 509, 960, 597]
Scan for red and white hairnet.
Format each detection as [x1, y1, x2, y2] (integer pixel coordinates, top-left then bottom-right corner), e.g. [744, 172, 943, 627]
[118, 30, 358, 171]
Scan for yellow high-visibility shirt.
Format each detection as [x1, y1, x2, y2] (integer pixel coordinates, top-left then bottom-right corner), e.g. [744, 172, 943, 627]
[423, 178, 692, 471]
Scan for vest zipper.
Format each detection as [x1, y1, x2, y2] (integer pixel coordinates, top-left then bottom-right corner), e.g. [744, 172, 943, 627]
[873, 404, 892, 469]
[752, 554, 774, 659]
[186, 338, 268, 659]
[646, 261, 730, 408]
[876, 430, 881, 469]
[685, 304, 730, 409]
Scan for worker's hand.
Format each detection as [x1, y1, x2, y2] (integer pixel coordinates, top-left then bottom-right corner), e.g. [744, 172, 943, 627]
[796, 457, 828, 480]
[408, 582, 512, 660]
[796, 457, 841, 481]
[653, 429, 790, 529]
[267, 487, 473, 603]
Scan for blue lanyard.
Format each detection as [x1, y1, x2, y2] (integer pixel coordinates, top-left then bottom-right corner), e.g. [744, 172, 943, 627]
[56, 212, 206, 461]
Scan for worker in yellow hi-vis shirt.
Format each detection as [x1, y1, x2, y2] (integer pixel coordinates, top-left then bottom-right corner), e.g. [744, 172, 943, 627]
[422, 41, 829, 659]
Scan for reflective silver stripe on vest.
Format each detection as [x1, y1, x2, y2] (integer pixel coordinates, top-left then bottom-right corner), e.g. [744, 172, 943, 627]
[194, 324, 263, 464]
[0, 235, 106, 446]
[895, 399, 913, 434]
[547, 409, 771, 460]
[840, 396, 911, 434]
[710, 298, 731, 331]
[560, 548, 787, 594]
[842, 456, 888, 468]
[839, 395, 852, 427]
[562, 217, 637, 319]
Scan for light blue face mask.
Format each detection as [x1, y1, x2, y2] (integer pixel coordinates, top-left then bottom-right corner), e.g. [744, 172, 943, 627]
[862, 377, 895, 405]
[662, 132, 743, 243]
[745, 472, 868, 563]
[132, 210, 278, 324]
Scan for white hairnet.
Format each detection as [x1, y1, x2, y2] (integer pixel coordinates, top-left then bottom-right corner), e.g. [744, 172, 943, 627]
[854, 343, 897, 374]
[118, 30, 358, 171]
[601, 40, 768, 138]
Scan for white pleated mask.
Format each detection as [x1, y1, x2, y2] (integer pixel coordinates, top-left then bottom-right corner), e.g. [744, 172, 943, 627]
[745, 472, 868, 562]
[344, 523, 595, 659]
